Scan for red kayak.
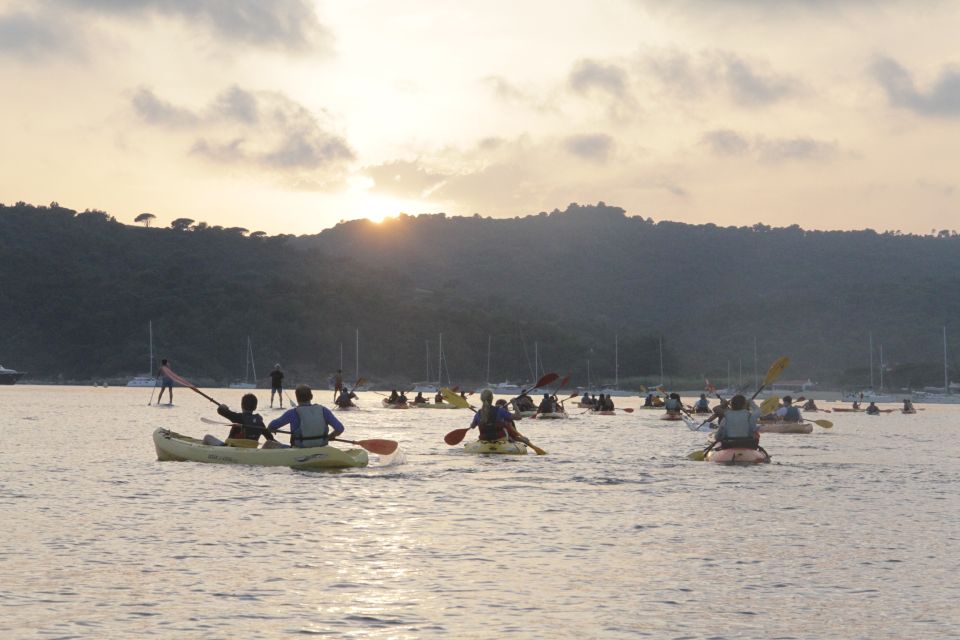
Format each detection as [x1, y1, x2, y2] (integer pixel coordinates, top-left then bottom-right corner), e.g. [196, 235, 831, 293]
[660, 412, 683, 421]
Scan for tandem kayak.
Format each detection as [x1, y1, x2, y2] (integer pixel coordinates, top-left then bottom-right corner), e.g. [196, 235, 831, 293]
[381, 399, 410, 409]
[152, 428, 368, 469]
[660, 412, 683, 421]
[705, 447, 770, 464]
[758, 422, 813, 434]
[464, 439, 528, 455]
[535, 411, 567, 419]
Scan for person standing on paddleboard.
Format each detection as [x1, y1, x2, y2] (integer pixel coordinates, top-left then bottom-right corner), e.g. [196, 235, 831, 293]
[156, 358, 174, 405]
[269, 364, 284, 408]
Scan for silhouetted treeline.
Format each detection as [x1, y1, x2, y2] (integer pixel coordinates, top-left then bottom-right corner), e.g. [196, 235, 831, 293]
[1, 200, 957, 389]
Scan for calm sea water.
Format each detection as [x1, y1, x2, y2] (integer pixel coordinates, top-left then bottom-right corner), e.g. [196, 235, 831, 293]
[1, 386, 958, 639]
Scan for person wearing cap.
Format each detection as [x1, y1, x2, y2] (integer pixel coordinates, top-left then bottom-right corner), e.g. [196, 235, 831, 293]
[268, 384, 344, 448]
[269, 364, 284, 408]
[472, 390, 530, 444]
[775, 395, 802, 422]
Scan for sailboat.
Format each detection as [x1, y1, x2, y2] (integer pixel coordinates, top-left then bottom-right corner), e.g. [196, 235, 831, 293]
[412, 334, 450, 393]
[127, 321, 157, 387]
[229, 337, 258, 389]
[484, 335, 520, 394]
[599, 335, 634, 397]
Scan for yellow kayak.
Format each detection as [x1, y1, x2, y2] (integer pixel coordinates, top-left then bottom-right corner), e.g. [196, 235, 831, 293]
[463, 439, 528, 455]
[153, 428, 368, 469]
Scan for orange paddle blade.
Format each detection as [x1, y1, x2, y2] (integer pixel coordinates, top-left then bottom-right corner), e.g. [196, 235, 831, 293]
[444, 427, 470, 445]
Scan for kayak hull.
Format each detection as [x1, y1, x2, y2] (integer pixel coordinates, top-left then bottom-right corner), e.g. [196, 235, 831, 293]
[381, 399, 410, 409]
[514, 410, 538, 418]
[706, 447, 770, 464]
[758, 422, 813, 434]
[409, 402, 457, 409]
[535, 412, 567, 419]
[152, 428, 368, 469]
[464, 439, 528, 455]
[660, 412, 683, 421]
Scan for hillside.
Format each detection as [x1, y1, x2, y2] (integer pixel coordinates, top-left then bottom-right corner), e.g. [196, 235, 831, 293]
[2, 201, 958, 390]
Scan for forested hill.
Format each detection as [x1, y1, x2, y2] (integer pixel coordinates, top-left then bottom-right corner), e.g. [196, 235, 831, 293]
[2, 201, 958, 389]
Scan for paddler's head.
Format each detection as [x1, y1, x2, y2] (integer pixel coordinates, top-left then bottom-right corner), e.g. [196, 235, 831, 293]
[783, 395, 792, 405]
[295, 384, 312, 404]
[480, 389, 494, 404]
[241, 393, 257, 411]
[730, 394, 746, 410]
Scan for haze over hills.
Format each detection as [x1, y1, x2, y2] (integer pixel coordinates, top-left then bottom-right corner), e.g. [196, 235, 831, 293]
[2, 201, 958, 390]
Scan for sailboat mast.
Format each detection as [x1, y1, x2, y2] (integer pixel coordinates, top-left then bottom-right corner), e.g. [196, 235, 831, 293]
[534, 342, 539, 381]
[614, 334, 619, 389]
[438, 333, 443, 386]
[879, 344, 884, 392]
[148, 320, 154, 373]
[944, 326, 950, 395]
[486, 335, 491, 384]
[869, 332, 874, 390]
[355, 329, 359, 381]
[659, 337, 664, 386]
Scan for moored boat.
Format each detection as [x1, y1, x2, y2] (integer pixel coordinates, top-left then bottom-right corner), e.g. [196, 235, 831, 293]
[758, 422, 813, 434]
[152, 428, 368, 469]
[463, 439, 528, 455]
[705, 447, 770, 464]
[0, 365, 25, 385]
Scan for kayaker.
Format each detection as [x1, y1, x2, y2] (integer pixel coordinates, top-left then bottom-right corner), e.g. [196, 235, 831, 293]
[581, 391, 592, 405]
[334, 389, 357, 409]
[643, 393, 654, 407]
[156, 359, 174, 405]
[694, 394, 710, 413]
[713, 394, 762, 451]
[803, 398, 818, 411]
[332, 368, 343, 401]
[865, 402, 881, 415]
[388, 389, 400, 404]
[903, 398, 915, 412]
[593, 393, 606, 411]
[398, 391, 409, 405]
[538, 393, 556, 414]
[775, 396, 802, 422]
[472, 389, 531, 445]
[602, 394, 614, 411]
[852, 400, 861, 410]
[434, 390, 444, 404]
[203, 393, 276, 447]
[512, 391, 535, 412]
[269, 364, 285, 408]
[664, 393, 682, 414]
[414, 392, 427, 404]
[268, 384, 344, 447]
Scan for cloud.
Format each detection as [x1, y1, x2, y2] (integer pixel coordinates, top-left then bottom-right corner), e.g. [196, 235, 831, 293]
[702, 128, 836, 162]
[720, 55, 798, 106]
[362, 160, 447, 199]
[0, 10, 81, 60]
[133, 86, 354, 186]
[702, 129, 750, 155]
[57, 0, 331, 52]
[569, 59, 630, 100]
[563, 134, 615, 162]
[872, 56, 960, 116]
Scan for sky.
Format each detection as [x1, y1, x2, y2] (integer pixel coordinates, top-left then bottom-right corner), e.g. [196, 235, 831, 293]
[1, 0, 959, 235]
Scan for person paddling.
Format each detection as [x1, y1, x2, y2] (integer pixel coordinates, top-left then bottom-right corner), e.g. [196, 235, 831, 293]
[712, 394, 764, 454]
[472, 389, 531, 446]
[803, 398, 818, 411]
[268, 384, 344, 447]
[413, 392, 427, 404]
[537, 393, 556, 415]
[156, 358, 174, 405]
[664, 392, 683, 415]
[865, 401, 881, 415]
[693, 394, 710, 414]
[203, 393, 276, 447]
[269, 364, 285, 408]
[775, 395, 803, 423]
[335, 388, 357, 409]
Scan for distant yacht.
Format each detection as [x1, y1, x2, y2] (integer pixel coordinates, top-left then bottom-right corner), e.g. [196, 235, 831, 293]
[127, 320, 157, 387]
[228, 337, 258, 389]
[0, 364, 25, 385]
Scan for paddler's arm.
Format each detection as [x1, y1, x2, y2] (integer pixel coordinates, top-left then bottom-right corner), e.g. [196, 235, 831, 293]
[323, 407, 344, 439]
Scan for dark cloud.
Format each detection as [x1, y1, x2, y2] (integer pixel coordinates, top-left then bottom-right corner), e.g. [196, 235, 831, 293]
[569, 59, 630, 99]
[702, 128, 836, 162]
[872, 56, 960, 116]
[721, 56, 797, 106]
[563, 134, 615, 162]
[702, 129, 750, 155]
[134, 86, 354, 183]
[58, 0, 331, 52]
[0, 10, 80, 60]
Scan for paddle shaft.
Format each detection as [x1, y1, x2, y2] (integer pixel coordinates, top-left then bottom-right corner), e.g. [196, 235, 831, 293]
[161, 365, 221, 406]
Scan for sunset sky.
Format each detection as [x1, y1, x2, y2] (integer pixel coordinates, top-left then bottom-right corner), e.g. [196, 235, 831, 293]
[1, 0, 958, 235]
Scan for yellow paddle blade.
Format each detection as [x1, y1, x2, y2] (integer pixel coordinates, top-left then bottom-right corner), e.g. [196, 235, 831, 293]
[440, 387, 470, 409]
[762, 356, 790, 387]
[759, 396, 780, 415]
[813, 419, 833, 428]
[527, 442, 547, 455]
[687, 449, 707, 461]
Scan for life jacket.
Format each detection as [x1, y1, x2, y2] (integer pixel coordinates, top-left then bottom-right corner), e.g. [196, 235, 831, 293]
[228, 411, 266, 441]
[719, 409, 755, 440]
[695, 398, 709, 410]
[783, 406, 801, 422]
[295, 404, 330, 447]
[665, 398, 681, 411]
[478, 407, 507, 441]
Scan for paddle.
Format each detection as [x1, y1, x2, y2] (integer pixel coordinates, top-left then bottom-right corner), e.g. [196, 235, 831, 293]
[441, 387, 548, 454]
[200, 417, 398, 455]
[160, 365, 221, 406]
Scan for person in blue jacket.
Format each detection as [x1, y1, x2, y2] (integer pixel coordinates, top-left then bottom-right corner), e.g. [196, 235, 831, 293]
[268, 384, 344, 447]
